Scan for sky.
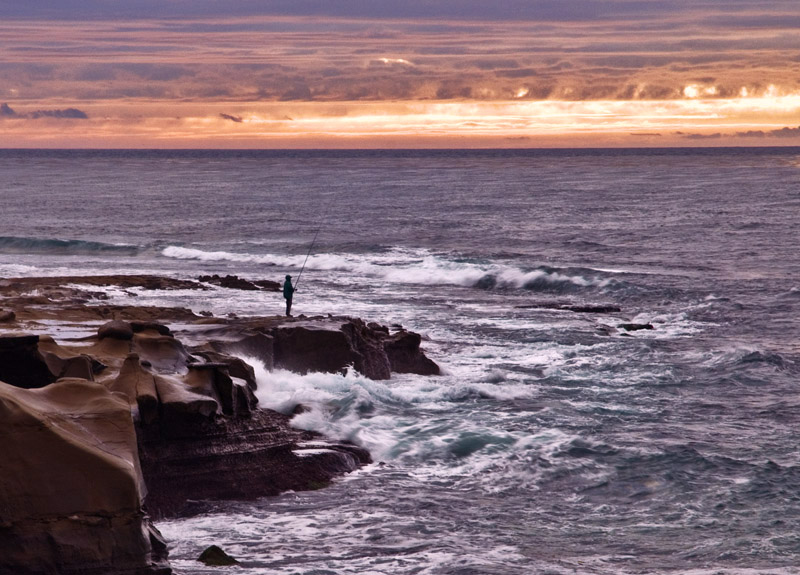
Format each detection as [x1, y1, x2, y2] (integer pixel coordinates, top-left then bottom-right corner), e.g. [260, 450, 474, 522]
[1, 1, 800, 148]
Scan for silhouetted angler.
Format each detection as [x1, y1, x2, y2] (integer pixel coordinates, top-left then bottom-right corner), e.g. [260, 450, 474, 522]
[283, 274, 295, 316]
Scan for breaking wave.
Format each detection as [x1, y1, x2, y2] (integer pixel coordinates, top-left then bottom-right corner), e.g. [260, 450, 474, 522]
[162, 245, 613, 292]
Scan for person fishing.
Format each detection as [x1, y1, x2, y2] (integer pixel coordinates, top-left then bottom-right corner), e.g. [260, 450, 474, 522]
[285, 226, 319, 317]
[283, 274, 295, 316]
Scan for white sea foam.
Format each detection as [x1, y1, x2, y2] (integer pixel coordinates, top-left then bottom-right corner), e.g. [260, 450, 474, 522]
[161, 244, 609, 292]
[0, 263, 39, 275]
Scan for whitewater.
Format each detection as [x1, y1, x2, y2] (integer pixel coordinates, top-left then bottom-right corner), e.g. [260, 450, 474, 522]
[1, 148, 799, 574]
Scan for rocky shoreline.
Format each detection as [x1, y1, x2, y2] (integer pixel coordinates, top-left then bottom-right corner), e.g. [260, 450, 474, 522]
[0, 275, 440, 575]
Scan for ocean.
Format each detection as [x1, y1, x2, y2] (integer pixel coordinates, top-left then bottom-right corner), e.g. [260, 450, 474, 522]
[1, 148, 799, 574]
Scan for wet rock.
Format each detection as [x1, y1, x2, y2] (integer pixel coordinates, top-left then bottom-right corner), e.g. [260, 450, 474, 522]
[515, 302, 622, 313]
[0, 309, 15, 322]
[272, 319, 390, 379]
[270, 318, 438, 380]
[199, 274, 281, 292]
[563, 304, 622, 313]
[252, 279, 281, 291]
[138, 409, 371, 517]
[383, 330, 441, 376]
[618, 323, 654, 332]
[341, 319, 392, 380]
[0, 379, 170, 575]
[199, 274, 258, 291]
[201, 331, 274, 373]
[99, 319, 134, 340]
[272, 322, 362, 376]
[198, 545, 239, 566]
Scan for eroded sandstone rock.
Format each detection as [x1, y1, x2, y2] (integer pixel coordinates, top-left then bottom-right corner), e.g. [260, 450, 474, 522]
[109, 354, 160, 425]
[0, 379, 169, 575]
[0, 334, 103, 388]
[99, 319, 134, 340]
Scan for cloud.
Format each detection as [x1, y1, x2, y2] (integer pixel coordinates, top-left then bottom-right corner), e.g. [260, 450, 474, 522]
[682, 132, 723, 140]
[737, 126, 800, 138]
[767, 126, 800, 138]
[3, 14, 800, 106]
[280, 84, 313, 101]
[6, 1, 800, 22]
[0, 102, 88, 119]
[29, 108, 88, 119]
[220, 113, 243, 123]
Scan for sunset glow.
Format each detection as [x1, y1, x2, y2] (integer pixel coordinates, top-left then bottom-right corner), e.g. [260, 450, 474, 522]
[2, 3, 800, 148]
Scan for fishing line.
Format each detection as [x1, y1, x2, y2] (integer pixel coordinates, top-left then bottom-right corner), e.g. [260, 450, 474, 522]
[294, 225, 320, 290]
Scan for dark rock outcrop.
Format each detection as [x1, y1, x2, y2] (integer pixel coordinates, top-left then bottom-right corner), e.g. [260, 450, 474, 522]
[515, 302, 622, 313]
[618, 323, 655, 331]
[137, 409, 370, 517]
[198, 546, 239, 566]
[199, 274, 280, 292]
[0, 309, 15, 322]
[384, 330, 441, 375]
[270, 317, 438, 380]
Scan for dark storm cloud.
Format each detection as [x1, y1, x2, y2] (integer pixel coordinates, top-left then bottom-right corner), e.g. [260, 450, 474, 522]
[220, 113, 243, 123]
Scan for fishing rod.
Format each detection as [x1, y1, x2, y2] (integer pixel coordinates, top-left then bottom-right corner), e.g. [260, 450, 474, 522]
[294, 226, 321, 290]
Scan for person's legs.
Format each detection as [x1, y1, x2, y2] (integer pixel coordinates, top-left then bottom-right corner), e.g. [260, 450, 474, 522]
[286, 297, 292, 316]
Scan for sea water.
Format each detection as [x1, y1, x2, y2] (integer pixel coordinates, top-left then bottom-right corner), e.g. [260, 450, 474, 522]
[1, 148, 799, 574]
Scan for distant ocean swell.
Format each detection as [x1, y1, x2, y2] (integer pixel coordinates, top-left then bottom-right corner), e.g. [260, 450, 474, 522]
[161, 245, 616, 293]
[0, 236, 139, 255]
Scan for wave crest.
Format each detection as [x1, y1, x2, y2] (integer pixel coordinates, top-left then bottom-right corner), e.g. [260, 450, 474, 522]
[0, 236, 138, 255]
[162, 244, 615, 293]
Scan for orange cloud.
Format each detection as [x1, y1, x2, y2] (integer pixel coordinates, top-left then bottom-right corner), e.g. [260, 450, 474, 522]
[2, 12, 800, 146]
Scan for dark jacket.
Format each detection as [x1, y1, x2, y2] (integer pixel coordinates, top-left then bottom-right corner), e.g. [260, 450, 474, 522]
[283, 277, 294, 299]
